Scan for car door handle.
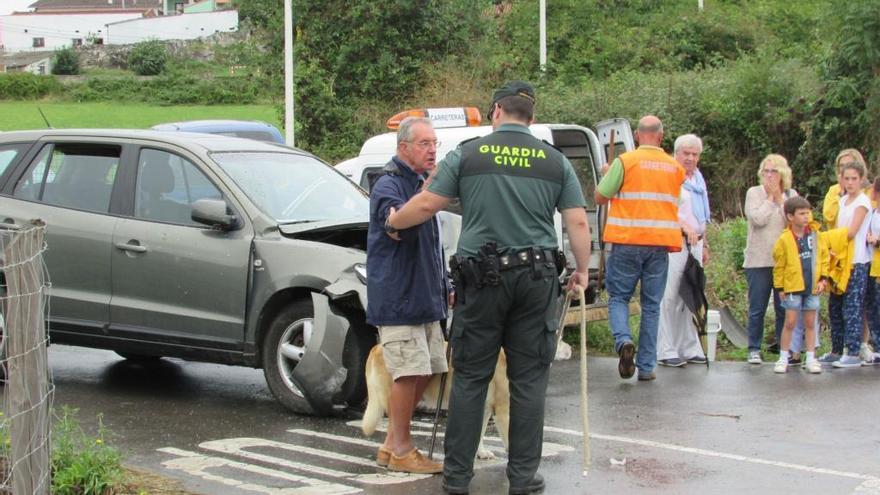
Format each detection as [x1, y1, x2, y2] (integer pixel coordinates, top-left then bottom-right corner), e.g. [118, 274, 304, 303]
[115, 242, 147, 253]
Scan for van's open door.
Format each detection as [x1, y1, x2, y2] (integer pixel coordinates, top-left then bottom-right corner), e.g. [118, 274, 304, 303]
[595, 118, 634, 163]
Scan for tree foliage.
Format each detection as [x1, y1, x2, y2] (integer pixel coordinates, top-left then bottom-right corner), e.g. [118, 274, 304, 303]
[51, 47, 81, 75]
[128, 40, 167, 76]
[796, 1, 880, 198]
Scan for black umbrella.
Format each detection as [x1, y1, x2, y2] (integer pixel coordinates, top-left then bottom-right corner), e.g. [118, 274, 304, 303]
[678, 244, 709, 367]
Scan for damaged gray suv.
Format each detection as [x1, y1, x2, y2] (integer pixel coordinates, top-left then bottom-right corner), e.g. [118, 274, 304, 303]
[0, 129, 374, 415]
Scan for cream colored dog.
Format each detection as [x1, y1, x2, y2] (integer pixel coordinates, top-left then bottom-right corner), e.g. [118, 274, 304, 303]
[361, 344, 510, 459]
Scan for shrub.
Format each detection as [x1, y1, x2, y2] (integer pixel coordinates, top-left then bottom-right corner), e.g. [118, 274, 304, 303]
[128, 40, 167, 76]
[51, 406, 124, 495]
[51, 47, 81, 75]
[0, 73, 62, 99]
[704, 218, 748, 322]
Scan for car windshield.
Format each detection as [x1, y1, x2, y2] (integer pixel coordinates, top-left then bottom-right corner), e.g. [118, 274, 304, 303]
[211, 152, 368, 223]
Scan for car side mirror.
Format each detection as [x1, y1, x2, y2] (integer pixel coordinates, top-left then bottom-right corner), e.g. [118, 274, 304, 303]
[191, 198, 239, 231]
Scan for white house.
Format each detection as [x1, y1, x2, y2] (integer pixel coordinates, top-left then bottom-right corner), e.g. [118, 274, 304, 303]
[106, 10, 237, 45]
[0, 12, 142, 53]
[0, 0, 236, 54]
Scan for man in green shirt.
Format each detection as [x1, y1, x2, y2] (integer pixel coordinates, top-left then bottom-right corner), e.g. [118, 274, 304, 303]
[386, 81, 591, 495]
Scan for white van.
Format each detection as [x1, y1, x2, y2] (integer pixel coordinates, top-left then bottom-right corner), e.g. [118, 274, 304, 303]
[337, 107, 634, 304]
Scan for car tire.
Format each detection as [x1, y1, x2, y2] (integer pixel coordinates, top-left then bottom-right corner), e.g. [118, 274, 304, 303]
[335, 312, 374, 409]
[262, 299, 373, 415]
[115, 351, 162, 362]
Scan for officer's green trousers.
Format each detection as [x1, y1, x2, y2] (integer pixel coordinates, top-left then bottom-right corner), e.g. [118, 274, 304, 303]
[443, 265, 560, 488]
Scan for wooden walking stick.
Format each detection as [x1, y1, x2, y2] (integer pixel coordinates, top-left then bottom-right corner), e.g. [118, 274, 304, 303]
[577, 285, 590, 476]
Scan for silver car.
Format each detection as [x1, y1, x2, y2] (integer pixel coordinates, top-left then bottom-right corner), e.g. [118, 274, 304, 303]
[0, 129, 374, 415]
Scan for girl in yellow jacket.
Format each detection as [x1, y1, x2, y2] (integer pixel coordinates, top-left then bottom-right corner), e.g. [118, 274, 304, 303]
[772, 197, 829, 373]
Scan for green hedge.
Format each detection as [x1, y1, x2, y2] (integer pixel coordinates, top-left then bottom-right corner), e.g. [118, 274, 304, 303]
[0, 73, 63, 100]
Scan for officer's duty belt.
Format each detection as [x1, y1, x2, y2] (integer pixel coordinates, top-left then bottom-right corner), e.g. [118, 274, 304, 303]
[497, 248, 558, 271]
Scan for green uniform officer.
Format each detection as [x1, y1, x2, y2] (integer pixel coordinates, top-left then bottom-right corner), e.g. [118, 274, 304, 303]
[387, 81, 592, 495]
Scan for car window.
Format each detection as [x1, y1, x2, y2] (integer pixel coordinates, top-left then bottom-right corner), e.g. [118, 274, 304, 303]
[135, 148, 222, 226]
[13, 143, 119, 213]
[211, 151, 368, 223]
[0, 145, 25, 177]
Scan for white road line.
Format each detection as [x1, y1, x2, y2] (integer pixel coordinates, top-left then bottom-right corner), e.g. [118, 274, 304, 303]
[158, 447, 359, 495]
[543, 426, 880, 482]
[344, 420, 574, 456]
[199, 437, 433, 485]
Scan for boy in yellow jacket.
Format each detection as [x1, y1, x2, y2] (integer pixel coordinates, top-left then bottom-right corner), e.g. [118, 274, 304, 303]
[773, 196, 829, 373]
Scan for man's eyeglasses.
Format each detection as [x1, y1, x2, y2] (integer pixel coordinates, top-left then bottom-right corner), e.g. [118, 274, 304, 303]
[408, 140, 440, 149]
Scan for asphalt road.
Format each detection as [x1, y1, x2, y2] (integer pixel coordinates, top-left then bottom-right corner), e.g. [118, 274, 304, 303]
[31, 345, 880, 494]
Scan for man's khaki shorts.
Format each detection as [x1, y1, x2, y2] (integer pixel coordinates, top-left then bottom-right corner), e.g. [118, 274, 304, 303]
[378, 321, 448, 381]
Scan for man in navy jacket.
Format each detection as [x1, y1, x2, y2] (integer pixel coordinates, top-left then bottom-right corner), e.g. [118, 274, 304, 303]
[366, 117, 451, 474]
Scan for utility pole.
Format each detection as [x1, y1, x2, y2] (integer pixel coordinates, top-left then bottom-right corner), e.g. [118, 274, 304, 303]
[539, 0, 547, 71]
[283, 0, 294, 146]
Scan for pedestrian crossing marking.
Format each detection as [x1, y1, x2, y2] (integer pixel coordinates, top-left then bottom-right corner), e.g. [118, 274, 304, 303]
[158, 447, 359, 494]
[158, 420, 571, 494]
[200, 437, 430, 485]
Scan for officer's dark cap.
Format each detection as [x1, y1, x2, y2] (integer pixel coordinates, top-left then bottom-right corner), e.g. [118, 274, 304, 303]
[487, 80, 536, 120]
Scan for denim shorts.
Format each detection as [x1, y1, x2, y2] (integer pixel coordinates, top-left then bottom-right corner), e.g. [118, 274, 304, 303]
[781, 292, 820, 311]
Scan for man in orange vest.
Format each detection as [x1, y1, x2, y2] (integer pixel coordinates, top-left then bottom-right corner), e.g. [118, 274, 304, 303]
[595, 115, 685, 381]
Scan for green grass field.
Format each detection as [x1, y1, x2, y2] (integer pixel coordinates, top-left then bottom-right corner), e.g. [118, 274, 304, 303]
[0, 102, 282, 131]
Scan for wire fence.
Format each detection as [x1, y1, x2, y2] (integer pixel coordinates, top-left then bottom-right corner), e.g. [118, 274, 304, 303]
[0, 222, 52, 495]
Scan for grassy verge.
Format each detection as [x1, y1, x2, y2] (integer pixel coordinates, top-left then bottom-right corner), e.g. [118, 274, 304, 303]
[0, 102, 281, 131]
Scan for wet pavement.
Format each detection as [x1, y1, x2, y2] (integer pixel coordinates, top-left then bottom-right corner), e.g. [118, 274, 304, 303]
[36, 345, 880, 494]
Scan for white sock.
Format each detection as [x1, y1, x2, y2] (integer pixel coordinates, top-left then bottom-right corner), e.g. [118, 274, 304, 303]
[779, 350, 790, 362]
[806, 352, 816, 362]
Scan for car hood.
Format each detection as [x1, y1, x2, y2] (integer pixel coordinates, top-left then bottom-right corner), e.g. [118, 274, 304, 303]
[278, 217, 369, 236]
[278, 217, 369, 252]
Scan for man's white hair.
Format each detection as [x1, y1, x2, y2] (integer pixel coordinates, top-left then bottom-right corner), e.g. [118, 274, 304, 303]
[397, 117, 433, 144]
[674, 134, 703, 154]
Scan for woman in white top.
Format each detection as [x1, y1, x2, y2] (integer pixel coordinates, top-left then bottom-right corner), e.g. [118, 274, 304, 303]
[826, 161, 871, 367]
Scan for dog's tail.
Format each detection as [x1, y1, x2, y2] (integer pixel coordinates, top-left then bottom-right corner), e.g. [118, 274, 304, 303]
[361, 346, 387, 436]
[361, 393, 384, 436]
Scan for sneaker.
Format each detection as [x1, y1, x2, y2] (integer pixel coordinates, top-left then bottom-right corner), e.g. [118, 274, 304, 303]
[861, 355, 880, 366]
[859, 342, 875, 362]
[658, 358, 687, 367]
[442, 477, 470, 495]
[817, 352, 840, 364]
[805, 360, 822, 374]
[686, 355, 708, 364]
[618, 341, 636, 379]
[509, 473, 545, 495]
[788, 354, 802, 365]
[387, 448, 443, 474]
[747, 351, 762, 365]
[832, 355, 862, 368]
[637, 370, 656, 381]
[376, 446, 391, 467]
[773, 359, 788, 373]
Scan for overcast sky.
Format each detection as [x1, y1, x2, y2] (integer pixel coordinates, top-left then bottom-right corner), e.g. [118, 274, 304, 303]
[0, 0, 37, 16]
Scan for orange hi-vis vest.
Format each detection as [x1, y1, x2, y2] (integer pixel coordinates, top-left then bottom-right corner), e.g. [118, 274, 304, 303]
[603, 145, 685, 251]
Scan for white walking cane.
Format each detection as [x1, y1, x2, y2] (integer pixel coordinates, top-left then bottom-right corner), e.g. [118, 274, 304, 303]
[556, 286, 590, 476]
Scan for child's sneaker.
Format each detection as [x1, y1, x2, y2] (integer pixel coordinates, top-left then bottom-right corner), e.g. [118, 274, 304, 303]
[773, 359, 788, 373]
[747, 351, 763, 365]
[859, 342, 874, 362]
[832, 355, 862, 368]
[861, 353, 880, 366]
[817, 352, 839, 365]
[805, 360, 822, 374]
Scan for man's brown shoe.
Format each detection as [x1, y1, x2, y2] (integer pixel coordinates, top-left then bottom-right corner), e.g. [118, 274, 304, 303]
[376, 446, 391, 467]
[618, 341, 636, 379]
[388, 448, 443, 474]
